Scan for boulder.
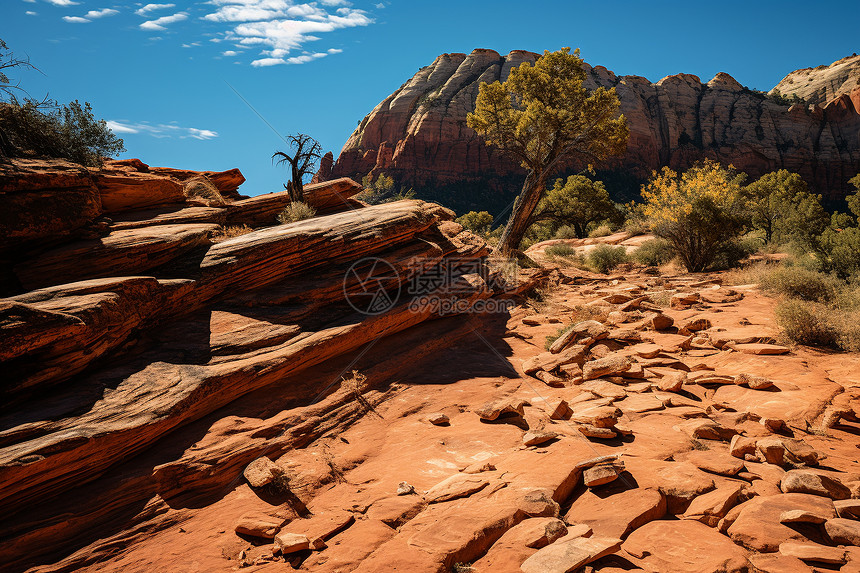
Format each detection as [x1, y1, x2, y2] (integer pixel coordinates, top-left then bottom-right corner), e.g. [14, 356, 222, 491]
[682, 484, 742, 526]
[583, 461, 625, 487]
[727, 493, 837, 551]
[779, 542, 847, 565]
[274, 532, 311, 554]
[428, 413, 449, 426]
[474, 398, 526, 421]
[824, 517, 860, 546]
[780, 470, 851, 500]
[523, 430, 558, 447]
[582, 355, 632, 380]
[243, 457, 283, 488]
[623, 520, 750, 573]
[425, 474, 490, 503]
[520, 535, 621, 573]
[565, 486, 666, 539]
[548, 320, 609, 353]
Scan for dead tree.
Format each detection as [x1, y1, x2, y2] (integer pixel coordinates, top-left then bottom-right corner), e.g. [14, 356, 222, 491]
[272, 133, 322, 203]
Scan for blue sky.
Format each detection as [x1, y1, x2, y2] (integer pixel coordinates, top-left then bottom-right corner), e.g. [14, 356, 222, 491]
[4, 1, 859, 196]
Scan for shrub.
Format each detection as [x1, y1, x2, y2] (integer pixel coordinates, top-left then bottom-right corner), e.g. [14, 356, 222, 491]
[758, 266, 840, 303]
[532, 175, 621, 239]
[708, 237, 760, 270]
[358, 172, 415, 204]
[0, 99, 124, 166]
[587, 223, 613, 238]
[277, 201, 316, 224]
[633, 238, 675, 266]
[553, 225, 579, 239]
[586, 244, 629, 273]
[544, 244, 578, 258]
[640, 160, 747, 271]
[183, 176, 226, 206]
[775, 299, 837, 347]
[456, 210, 494, 235]
[211, 225, 252, 242]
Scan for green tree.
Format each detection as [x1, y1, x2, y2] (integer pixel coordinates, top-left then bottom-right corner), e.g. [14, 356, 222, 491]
[817, 179, 860, 279]
[532, 175, 619, 238]
[455, 210, 494, 235]
[0, 39, 124, 165]
[640, 160, 748, 272]
[744, 169, 827, 244]
[466, 47, 628, 253]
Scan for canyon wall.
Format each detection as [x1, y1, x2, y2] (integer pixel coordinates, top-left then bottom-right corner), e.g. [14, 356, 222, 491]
[326, 50, 860, 212]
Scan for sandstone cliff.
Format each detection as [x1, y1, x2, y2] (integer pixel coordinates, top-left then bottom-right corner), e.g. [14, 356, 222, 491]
[326, 49, 860, 211]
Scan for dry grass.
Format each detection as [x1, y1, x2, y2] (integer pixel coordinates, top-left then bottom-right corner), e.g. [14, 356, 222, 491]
[210, 225, 253, 242]
[183, 176, 226, 206]
[277, 201, 317, 224]
[736, 262, 860, 352]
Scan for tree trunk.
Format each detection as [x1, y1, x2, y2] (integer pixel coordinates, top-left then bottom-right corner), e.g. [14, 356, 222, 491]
[498, 172, 547, 253]
[290, 162, 303, 203]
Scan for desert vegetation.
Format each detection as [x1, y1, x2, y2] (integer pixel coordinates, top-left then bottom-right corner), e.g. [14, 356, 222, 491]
[277, 201, 317, 224]
[357, 172, 416, 204]
[466, 47, 629, 252]
[0, 39, 124, 166]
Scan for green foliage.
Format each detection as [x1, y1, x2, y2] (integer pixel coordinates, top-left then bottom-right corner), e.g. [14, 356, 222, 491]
[588, 223, 613, 238]
[767, 88, 805, 107]
[276, 201, 316, 224]
[633, 238, 675, 266]
[732, 261, 860, 352]
[466, 47, 628, 252]
[640, 160, 748, 271]
[813, 181, 860, 279]
[456, 210, 494, 235]
[775, 299, 838, 348]
[358, 173, 416, 204]
[758, 265, 841, 303]
[553, 225, 580, 239]
[586, 244, 629, 273]
[0, 40, 124, 166]
[744, 169, 827, 245]
[544, 244, 578, 258]
[0, 99, 125, 166]
[819, 226, 860, 279]
[533, 175, 621, 239]
[545, 324, 575, 350]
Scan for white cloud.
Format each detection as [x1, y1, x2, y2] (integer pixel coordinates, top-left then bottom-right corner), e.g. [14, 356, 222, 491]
[203, 1, 372, 67]
[105, 120, 139, 134]
[222, 50, 239, 56]
[106, 120, 219, 140]
[25, 11, 38, 16]
[135, 3, 175, 16]
[44, 0, 79, 6]
[181, 42, 200, 48]
[140, 11, 187, 31]
[61, 8, 118, 23]
[375, 2, 384, 7]
[85, 8, 118, 18]
[251, 46, 342, 67]
[187, 128, 218, 140]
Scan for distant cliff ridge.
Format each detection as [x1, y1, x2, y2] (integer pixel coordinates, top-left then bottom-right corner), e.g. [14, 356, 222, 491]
[326, 50, 860, 212]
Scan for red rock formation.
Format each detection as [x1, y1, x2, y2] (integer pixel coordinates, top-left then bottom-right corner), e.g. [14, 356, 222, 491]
[327, 49, 860, 204]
